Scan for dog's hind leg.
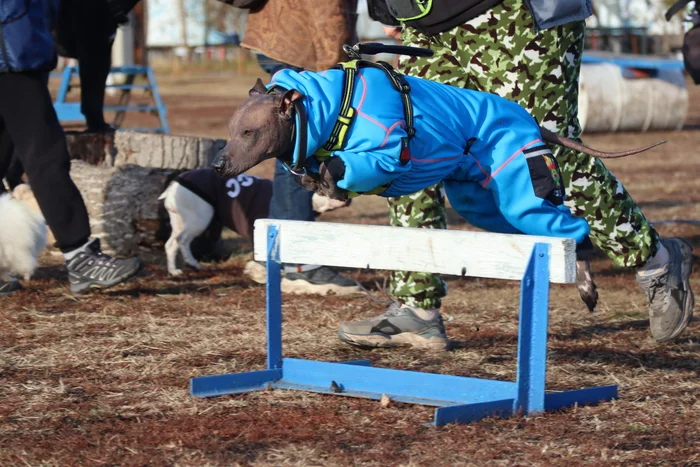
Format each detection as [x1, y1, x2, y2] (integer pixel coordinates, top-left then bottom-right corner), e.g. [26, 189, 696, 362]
[164, 183, 214, 274]
[165, 213, 185, 276]
[178, 231, 203, 271]
[162, 183, 186, 276]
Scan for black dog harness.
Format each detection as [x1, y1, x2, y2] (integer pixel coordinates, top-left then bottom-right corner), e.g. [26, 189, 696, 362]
[270, 43, 434, 196]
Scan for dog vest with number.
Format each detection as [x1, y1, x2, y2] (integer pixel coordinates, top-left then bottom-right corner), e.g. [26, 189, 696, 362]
[176, 169, 271, 239]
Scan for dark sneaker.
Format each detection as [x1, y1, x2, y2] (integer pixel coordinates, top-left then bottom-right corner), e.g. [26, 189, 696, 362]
[338, 302, 449, 350]
[636, 238, 694, 342]
[65, 239, 142, 294]
[0, 279, 22, 296]
[283, 265, 361, 296]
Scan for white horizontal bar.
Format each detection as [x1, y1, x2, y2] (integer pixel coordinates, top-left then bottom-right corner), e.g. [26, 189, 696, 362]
[253, 219, 576, 284]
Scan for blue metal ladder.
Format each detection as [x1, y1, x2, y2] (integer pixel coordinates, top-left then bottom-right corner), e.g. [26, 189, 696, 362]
[53, 65, 170, 134]
[190, 225, 618, 426]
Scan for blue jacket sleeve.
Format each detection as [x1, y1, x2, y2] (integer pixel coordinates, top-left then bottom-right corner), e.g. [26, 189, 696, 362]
[331, 148, 410, 194]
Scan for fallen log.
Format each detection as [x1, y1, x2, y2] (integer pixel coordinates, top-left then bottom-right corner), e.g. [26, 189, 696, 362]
[69, 160, 180, 256]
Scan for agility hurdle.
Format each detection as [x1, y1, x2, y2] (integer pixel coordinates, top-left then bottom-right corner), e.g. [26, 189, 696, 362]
[190, 220, 617, 426]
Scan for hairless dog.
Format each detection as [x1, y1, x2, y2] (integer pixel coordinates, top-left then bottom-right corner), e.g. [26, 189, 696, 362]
[212, 68, 665, 311]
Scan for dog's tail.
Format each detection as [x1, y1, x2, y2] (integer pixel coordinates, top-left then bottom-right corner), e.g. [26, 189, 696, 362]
[539, 127, 666, 159]
[158, 182, 174, 201]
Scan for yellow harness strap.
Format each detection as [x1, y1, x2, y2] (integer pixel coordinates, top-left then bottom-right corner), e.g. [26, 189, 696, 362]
[316, 59, 415, 198]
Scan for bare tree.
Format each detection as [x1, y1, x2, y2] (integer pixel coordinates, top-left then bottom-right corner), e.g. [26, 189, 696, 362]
[177, 0, 190, 62]
[205, 0, 248, 37]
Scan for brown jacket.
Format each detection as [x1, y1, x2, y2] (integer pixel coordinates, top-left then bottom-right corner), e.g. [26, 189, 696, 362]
[242, 0, 357, 71]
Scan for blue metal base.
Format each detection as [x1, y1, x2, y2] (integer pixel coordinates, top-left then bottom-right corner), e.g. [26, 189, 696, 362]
[190, 227, 618, 426]
[190, 358, 617, 426]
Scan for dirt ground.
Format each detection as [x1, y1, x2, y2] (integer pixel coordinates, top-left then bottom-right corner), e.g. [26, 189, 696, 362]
[2, 66, 700, 466]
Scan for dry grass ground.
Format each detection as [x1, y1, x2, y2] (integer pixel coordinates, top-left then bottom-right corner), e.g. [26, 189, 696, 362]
[2, 69, 699, 466]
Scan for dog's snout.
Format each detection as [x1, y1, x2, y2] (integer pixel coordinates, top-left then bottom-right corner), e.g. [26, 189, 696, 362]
[212, 152, 227, 176]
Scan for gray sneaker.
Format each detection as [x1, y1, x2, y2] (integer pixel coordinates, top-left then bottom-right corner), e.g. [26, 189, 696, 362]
[636, 238, 694, 342]
[338, 302, 449, 350]
[0, 279, 22, 297]
[66, 239, 142, 294]
[245, 261, 361, 296]
[284, 265, 361, 296]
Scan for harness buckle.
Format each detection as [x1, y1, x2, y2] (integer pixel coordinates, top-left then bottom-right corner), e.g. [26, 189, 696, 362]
[284, 160, 307, 177]
[399, 137, 411, 165]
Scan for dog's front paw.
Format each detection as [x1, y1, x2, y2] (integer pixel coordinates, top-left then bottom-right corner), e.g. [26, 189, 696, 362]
[169, 268, 184, 277]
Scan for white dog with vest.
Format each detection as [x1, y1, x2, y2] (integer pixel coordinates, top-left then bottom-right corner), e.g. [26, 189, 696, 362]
[159, 168, 349, 276]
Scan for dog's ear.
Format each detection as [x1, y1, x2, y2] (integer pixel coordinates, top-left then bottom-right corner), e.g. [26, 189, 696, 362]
[278, 89, 305, 119]
[249, 78, 268, 96]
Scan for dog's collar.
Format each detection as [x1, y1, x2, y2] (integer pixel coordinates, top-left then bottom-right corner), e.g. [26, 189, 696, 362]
[267, 85, 308, 176]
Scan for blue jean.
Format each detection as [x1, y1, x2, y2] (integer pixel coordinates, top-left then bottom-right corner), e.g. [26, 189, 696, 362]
[256, 54, 315, 222]
[256, 53, 302, 76]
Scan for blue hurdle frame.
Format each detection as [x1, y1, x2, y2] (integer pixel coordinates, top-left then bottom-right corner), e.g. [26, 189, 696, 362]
[190, 225, 617, 426]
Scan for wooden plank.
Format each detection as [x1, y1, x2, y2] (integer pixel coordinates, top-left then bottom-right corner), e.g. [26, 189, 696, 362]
[253, 220, 576, 284]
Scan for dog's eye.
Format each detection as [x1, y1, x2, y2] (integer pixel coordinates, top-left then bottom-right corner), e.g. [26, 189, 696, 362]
[243, 130, 252, 137]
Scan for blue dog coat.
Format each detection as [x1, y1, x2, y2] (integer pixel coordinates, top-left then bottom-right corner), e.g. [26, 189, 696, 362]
[270, 66, 590, 244]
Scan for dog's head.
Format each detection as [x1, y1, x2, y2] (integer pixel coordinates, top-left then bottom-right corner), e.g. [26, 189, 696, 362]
[212, 78, 304, 177]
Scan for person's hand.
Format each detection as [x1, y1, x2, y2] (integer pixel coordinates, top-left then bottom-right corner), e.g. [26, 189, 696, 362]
[382, 25, 403, 40]
[296, 172, 320, 192]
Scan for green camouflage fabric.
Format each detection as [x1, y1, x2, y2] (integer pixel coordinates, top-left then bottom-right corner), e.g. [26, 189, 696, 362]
[389, 0, 660, 307]
[388, 184, 448, 309]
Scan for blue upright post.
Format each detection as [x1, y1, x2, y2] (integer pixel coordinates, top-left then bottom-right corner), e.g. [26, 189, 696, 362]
[266, 225, 283, 370]
[55, 66, 75, 104]
[146, 66, 171, 134]
[515, 242, 550, 414]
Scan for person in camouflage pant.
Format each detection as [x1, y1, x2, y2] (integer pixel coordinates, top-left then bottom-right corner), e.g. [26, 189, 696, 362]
[389, 0, 659, 309]
[339, 0, 693, 348]
[389, 184, 449, 308]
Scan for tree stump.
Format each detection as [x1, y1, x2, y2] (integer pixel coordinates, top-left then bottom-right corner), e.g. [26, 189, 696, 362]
[113, 131, 226, 169]
[65, 131, 116, 165]
[64, 131, 227, 170]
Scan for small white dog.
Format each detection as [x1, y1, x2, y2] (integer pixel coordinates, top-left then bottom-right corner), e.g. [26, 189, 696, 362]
[11, 183, 56, 248]
[159, 168, 349, 276]
[0, 192, 48, 281]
